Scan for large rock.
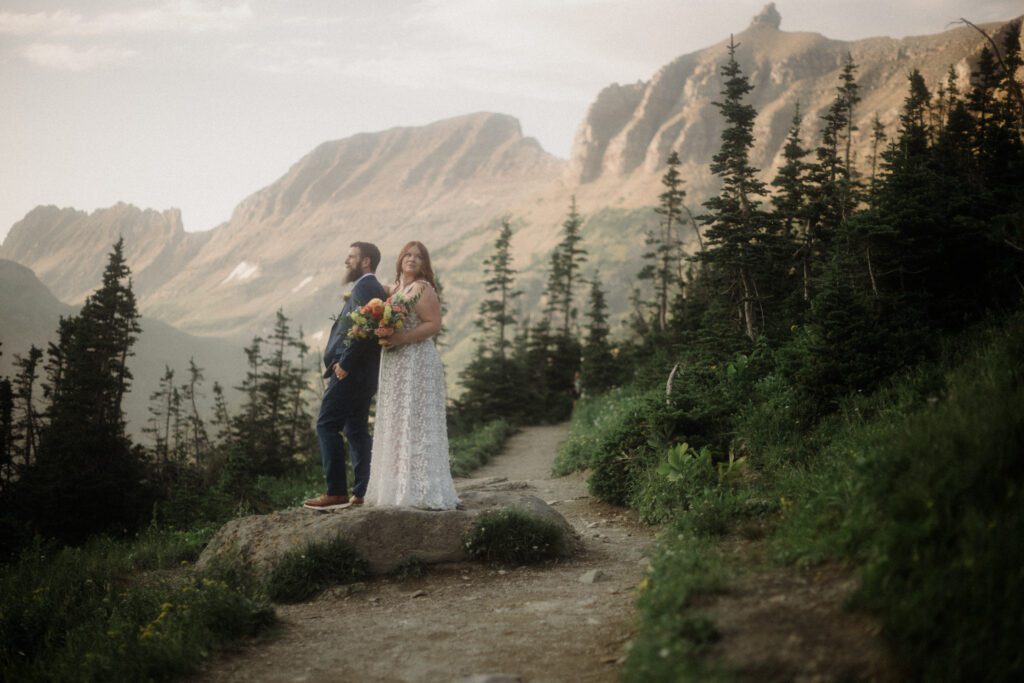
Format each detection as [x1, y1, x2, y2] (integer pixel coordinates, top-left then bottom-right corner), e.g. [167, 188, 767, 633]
[195, 479, 577, 576]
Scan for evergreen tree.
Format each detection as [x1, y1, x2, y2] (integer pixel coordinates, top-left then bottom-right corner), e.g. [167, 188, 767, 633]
[11, 346, 43, 469]
[261, 310, 294, 471]
[0, 345, 12, 492]
[639, 151, 687, 331]
[771, 104, 813, 308]
[144, 365, 176, 474]
[456, 219, 529, 425]
[697, 37, 777, 341]
[210, 380, 232, 448]
[477, 219, 521, 357]
[867, 113, 888, 204]
[16, 239, 150, 543]
[581, 275, 617, 395]
[182, 358, 211, 465]
[545, 197, 588, 335]
[284, 328, 314, 458]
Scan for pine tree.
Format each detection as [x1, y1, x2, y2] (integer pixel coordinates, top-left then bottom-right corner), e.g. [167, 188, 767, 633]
[456, 218, 531, 425]
[284, 328, 313, 458]
[772, 104, 813, 307]
[210, 381, 232, 447]
[545, 197, 588, 336]
[182, 358, 211, 465]
[144, 365, 176, 474]
[477, 219, 521, 358]
[581, 275, 617, 395]
[0, 346, 13, 492]
[11, 346, 43, 469]
[261, 310, 293, 469]
[697, 37, 776, 341]
[867, 113, 888, 203]
[17, 239, 150, 543]
[639, 151, 687, 331]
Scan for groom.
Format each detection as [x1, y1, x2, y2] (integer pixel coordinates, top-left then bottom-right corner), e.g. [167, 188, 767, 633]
[304, 241, 388, 510]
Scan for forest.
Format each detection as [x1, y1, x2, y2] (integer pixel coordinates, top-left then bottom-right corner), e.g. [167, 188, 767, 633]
[2, 20, 1023, 682]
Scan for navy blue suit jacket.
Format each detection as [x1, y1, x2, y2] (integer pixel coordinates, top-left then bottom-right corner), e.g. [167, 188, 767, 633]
[322, 274, 388, 384]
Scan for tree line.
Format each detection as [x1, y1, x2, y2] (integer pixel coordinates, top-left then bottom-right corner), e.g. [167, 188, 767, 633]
[0, 240, 316, 551]
[456, 23, 1024, 430]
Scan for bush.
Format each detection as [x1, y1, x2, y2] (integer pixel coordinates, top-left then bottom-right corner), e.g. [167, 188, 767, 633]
[555, 388, 680, 505]
[623, 524, 728, 682]
[463, 509, 566, 565]
[391, 556, 428, 581]
[0, 538, 273, 682]
[265, 536, 368, 603]
[449, 419, 517, 477]
[767, 314, 1024, 681]
[851, 318, 1024, 681]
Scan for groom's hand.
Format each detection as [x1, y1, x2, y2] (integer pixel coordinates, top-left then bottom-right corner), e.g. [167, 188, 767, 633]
[333, 363, 348, 380]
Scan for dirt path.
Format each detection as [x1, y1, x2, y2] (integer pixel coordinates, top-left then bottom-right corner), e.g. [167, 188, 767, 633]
[190, 424, 656, 683]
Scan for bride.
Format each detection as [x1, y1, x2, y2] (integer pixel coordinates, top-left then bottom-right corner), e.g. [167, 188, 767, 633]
[365, 240, 461, 510]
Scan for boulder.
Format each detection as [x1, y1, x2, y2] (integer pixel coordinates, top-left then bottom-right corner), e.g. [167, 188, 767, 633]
[195, 480, 577, 576]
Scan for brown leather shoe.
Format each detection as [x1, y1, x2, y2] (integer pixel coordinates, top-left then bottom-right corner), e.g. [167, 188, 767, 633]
[348, 496, 364, 506]
[302, 494, 350, 510]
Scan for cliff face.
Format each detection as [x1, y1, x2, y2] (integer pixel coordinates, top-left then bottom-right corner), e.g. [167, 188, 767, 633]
[0, 204, 210, 305]
[138, 112, 565, 340]
[2, 8, 1020, 386]
[567, 9, 1015, 211]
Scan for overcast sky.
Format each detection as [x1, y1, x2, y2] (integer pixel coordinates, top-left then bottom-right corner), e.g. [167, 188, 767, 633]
[0, 0, 1019, 239]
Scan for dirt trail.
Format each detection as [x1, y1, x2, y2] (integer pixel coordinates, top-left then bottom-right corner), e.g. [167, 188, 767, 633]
[190, 424, 655, 683]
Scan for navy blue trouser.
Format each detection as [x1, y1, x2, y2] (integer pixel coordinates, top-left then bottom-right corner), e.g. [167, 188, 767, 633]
[316, 374, 374, 497]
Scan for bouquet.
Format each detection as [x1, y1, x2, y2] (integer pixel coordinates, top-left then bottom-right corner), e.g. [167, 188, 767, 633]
[347, 294, 416, 345]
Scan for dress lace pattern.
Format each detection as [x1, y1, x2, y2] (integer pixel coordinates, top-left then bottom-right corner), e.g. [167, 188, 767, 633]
[366, 289, 460, 510]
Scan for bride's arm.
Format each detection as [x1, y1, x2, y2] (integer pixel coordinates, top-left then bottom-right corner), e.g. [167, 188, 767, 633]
[386, 284, 441, 345]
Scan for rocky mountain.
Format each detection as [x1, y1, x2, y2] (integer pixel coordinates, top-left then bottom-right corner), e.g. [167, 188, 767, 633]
[139, 111, 564, 344]
[568, 5, 1015, 214]
[0, 259, 247, 437]
[0, 203, 211, 305]
[2, 6, 1020, 386]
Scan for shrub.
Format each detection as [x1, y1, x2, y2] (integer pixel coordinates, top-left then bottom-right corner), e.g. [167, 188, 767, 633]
[449, 419, 517, 477]
[0, 539, 273, 682]
[463, 509, 566, 565]
[767, 314, 1024, 681]
[265, 536, 368, 603]
[851, 318, 1024, 682]
[623, 524, 728, 682]
[391, 556, 428, 581]
[556, 388, 682, 505]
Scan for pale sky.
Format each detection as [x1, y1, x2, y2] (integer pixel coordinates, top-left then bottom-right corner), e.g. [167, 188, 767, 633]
[1, 0, 1019, 240]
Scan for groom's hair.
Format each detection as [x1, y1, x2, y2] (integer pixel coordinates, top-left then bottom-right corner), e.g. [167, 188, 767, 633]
[351, 241, 381, 272]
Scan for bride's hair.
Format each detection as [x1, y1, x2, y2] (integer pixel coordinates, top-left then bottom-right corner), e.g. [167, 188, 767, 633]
[394, 240, 436, 288]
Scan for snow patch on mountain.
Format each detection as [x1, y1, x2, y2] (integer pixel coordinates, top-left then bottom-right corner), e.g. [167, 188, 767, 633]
[221, 261, 259, 284]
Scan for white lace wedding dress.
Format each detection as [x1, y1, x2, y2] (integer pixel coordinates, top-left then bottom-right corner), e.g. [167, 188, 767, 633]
[366, 292, 460, 510]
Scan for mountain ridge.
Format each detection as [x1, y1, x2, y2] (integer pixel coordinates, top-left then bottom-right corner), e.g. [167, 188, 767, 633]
[2, 8, 1020, 386]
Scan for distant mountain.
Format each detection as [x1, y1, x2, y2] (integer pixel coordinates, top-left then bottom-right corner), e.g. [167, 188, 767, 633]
[0, 203, 211, 305]
[0, 259, 248, 437]
[139, 111, 564, 343]
[2, 6, 1020, 387]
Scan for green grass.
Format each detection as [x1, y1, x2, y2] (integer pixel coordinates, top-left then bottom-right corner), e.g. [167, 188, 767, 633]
[265, 536, 368, 603]
[0, 535, 273, 682]
[449, 418, 517, 477]
[758, 316, 1024, 680]
[623, 524, 730, 682]
[572, 313, 1024, 681]
[463, 509, 567, 565]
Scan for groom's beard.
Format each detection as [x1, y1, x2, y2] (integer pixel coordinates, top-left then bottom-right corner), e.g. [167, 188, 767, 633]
[345, 265, 362, 283]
